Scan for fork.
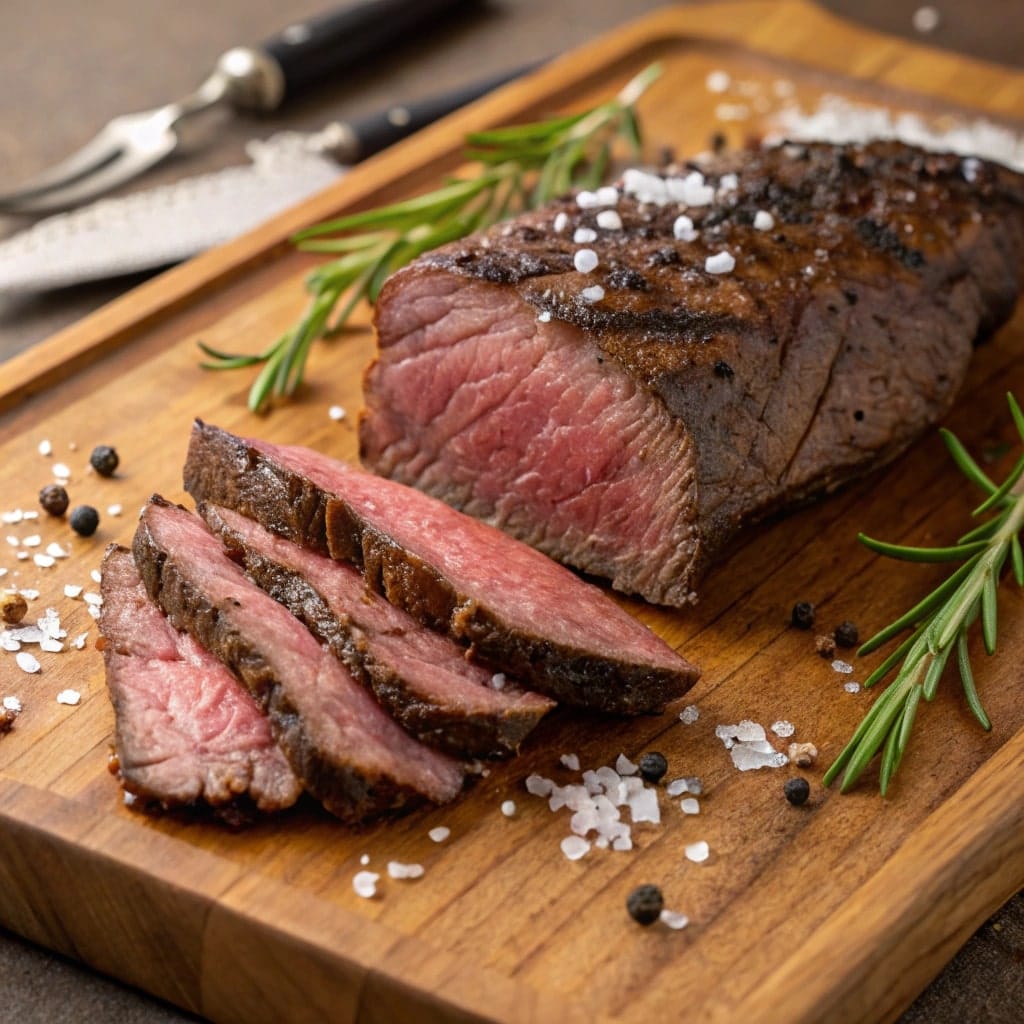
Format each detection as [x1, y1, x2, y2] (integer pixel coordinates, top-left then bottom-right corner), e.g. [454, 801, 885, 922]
[0, 0, 480, 216]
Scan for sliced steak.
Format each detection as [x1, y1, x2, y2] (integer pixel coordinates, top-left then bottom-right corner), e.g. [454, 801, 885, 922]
[131, 496, 465, 822]
[99, 545, 301, 817]
[200, 502, 554, 757]
[184, 421, 697, 714]
[360, 141, 1024, 606]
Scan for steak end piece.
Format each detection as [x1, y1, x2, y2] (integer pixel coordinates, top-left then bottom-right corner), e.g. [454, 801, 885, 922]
[201, 501, 554, 758]
[361, 141, 1024, 606]
[99, 545, 302, 817]
[184, 422, 698, 714]
[131, 496, 465, 822]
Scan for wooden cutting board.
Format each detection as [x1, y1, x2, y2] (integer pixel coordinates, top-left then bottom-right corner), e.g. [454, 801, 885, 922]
[1, 3, 1023, 1021]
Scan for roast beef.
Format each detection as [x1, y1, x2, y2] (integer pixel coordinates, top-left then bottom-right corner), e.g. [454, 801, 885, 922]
[200, 502, 554, 757]
[99, 546, 301, 816]
[131, 496, 465, 822]
[184, 421, 697, 714]
[360, 140, 1024, 606]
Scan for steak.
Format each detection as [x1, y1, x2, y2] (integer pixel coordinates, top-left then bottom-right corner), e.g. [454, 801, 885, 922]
[200, 502, 554, 757]
[184, 421, 697, 714]
[131, 496, 465, 822]
[99, 546, 301, 817]
[360, 140, 1024, 606]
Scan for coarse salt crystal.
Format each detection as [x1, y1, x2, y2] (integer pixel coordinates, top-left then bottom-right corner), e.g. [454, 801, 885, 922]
[72, 632, 88, 650]
[575, 190, 600, 209]
[352, 870, 379, 898]
[123, 791, 137, 807]
[685, 840, 710, 863]
[501, 800, 516, 817]
[3, 696, 21, 712]
[731, 745, 788, 771]
[754, 210, 775, 231]
[581, 285, 605, 303]
[666, 778, 690, 797]
[38, 439, 52, 457]
[33, 554, 56, 569]
[45, 542, 68, 558]
[627, 786, 660, 824]
[594, 186, 618, 206]
[57, 689, 81, 706]
[679, 704, 700, 724]
[832, 659, 854, 674]
[537, 310, 552, 323]
[64, 584, 83, 599]
[6, 536, 19, 548]
[660, 909, 689, 930]
[680, 798, 700, 815]
[106, 504, 124, 518]
[84, 592, 103, 606]
[16, 652, 40, 674]
[87, 605, 101, 620]
[706, 70, 731, 93]
[771, 720, 796, 738]
[705, 251, 736, 274]
[715, 103, 750, 122]
[490, 672, 506, 690]
[22, 535, 41, 548]
[359, 854, 370, 866]
[596, 209, 622, 230]
[39, 638, 63, 653]
[387, 861, 424, 880]
[1, 636, 20, 652]
[560, 753, 580, 771]
[52, 463, 70, 479]
[574, 248, 598, 273]
[428, 826, 450, 843]
[718, 173, 739, 193]
[611, 834, 633, 852]
[844, 681, 862, 694]
[615, 753, 638, 776]
[912, 5, 940, 33]
[573, 227, 597, 243]
[328, 405, 346, 422]
[91, 569, 101, 583]
[553, 211, 569, 232]
[560, 835, 590, 861]
[16, 552, 28, 561]
[673, 215, 698, 242]
[526, 773, 554, 797]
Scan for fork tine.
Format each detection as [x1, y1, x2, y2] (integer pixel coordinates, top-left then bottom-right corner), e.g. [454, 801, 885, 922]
[0, 134, 178, 215]
[0, 124, 126, 210]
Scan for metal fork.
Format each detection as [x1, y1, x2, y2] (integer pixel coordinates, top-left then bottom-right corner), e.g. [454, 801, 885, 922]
[0, 0, 479, 216]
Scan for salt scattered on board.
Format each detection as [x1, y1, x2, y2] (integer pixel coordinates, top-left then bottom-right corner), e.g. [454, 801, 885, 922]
[56, 689, 81, 706]
[387, 861, 424, 880]
[685, 841, 710, 864]
[679, 705, 699, 724]
[501, 800, 516, 817]
[771, 720, 796, 738]
[15, 652, 40, 674]
[352, 871, 379, 898]
[660, 909, 689, 930]
[560, 835, 590, 861]
[428, 826, 450, 843]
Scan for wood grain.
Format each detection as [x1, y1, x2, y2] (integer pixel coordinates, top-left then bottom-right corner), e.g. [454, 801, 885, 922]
[1, 3, 1023, 1021]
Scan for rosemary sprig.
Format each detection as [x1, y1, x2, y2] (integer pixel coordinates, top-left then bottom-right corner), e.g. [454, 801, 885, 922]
[824, 392, 1024, 795]
[200, 63, 662, 412]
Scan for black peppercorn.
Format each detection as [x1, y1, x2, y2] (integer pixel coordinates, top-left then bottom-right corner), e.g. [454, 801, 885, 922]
[39, 483, 69, 517]
[637, 752, 668, 784]
[626, 884, 664, 926]
[791, 601, 815, 630]
[834, 620, 859, 648]
[713, 359, 734, 379]
[783, 777, 811, 806]
[89, 445, 119, 477]
[69, 505, 100, 537]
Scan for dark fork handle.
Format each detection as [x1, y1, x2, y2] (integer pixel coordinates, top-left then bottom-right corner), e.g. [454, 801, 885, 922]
[262, 0, 482, 103]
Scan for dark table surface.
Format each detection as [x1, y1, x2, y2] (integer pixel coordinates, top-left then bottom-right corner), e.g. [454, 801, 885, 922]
[1, 1, 1022, 1021]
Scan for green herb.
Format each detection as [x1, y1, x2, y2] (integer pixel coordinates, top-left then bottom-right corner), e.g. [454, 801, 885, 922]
[825, 392, 1024, 795]
[199, 63, 662, 413]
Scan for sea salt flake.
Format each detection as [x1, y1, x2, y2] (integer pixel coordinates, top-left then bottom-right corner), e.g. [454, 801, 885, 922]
[615, 753, 638, 776]
[52, 463, 71, 479]
[832, 659, 854, 674]
[574, 248, 598, 273]
[553, 211, 568, 232]
[39, 638, 63, 653]
[91, 569, 102, 583]
[87, 605, 101, 620]
[718, 173, 739, 194]
[731, 744, 789, 771]
[428, 826, 450, 843]
[72, 632, 88, 650]
[16, 652, 40, 674]
[22, 511, 37, 520]
[844, 681, 862, 694]
[45, 542, 69, 559]
[573, 227, 597, 243]
[685, 776, 703, 795]
[123, 791, 137, 807]
[715, 102, 750, 122]
[627, 786, 660, 824]
[84, 592, 103, 606]
[501, 800, 516, 817]
[387, 861, 424, 880]
[6, 536, 19, 548]
[1, 512, 20, 525]
[912, 5, 940, 32]
[360, 854, 370, 865]
[352, 870, 380, 898]
[560, 835, 591, 861]
[679, 704, 700, 724]
[771, 720, 796, 738]
[596, 210, 622, 231]
[611, 834, 633, 852]
[57, 689, 81, 706]
[38, 439, 52, 457]
[705, 251, 736, 274]
[328, 405, 346, 422]
[685, 840, 710, 863]
[19, 589, 39, 601]
[107, 503, 124, 517]
[581, 285, 605, 303]
[680, 798, 700, 815]
[666, 778, 690, 797]
[1, 636, 20, 652]
[537, 310, 552, 323]
[526, 773, 554, 797]
[660, 909, 689, 930]
[16, 552, 28, 561]
[559, 753, 580, 771]
[33, 554, 56, 569]
[3, 696, 22, 713]
[706, 70, 731, 93]
[22, 535, 41, 548]
[673, 215, 698, 242]
[64, 584, 83, 599]
[754, 210, 775, 231]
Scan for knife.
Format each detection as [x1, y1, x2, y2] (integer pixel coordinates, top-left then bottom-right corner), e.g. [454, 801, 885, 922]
[0, 65, 536, 294]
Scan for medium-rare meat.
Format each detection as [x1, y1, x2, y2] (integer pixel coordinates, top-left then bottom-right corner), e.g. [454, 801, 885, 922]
[131, 496, 465, 822]
[99, 545, 301, 817]
[200, 502, 554, 757]
[183, 421, 697, 714]
[360, 140, 1024, 606]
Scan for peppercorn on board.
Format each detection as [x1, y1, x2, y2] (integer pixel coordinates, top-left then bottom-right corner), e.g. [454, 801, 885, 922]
[1, 3, 1023, 1022]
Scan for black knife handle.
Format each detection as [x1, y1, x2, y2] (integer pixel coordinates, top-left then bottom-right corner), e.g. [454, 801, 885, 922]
[345, 62, 540, 162]
[262, 0, 482, 103]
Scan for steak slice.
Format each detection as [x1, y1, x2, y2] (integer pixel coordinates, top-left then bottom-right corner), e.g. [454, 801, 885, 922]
[131, 496, 465, 822]
[360, 140, 1024, 606]
[184, 421, 697, 714]
[99, 546, 301, 817]
[200, 502, 554, 758]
